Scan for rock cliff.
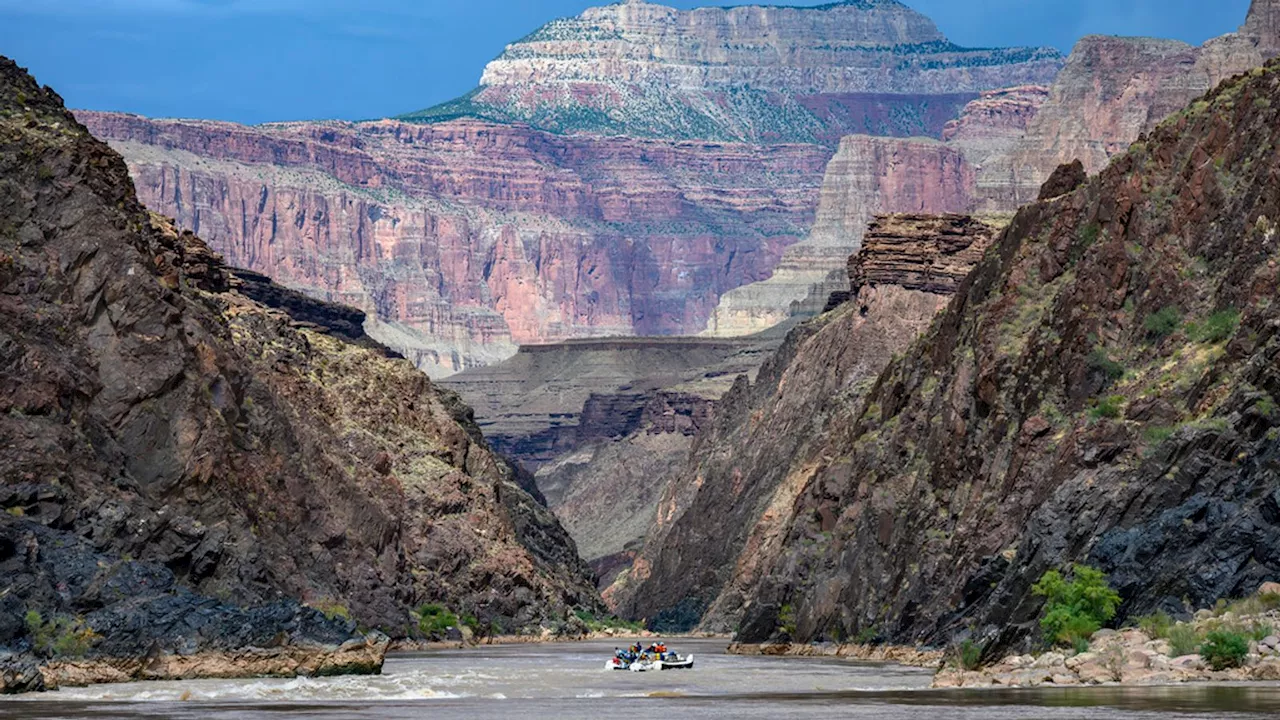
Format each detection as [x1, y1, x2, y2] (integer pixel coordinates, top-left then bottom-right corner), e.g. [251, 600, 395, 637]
[671, 60, 1280, 654]
[403, 0, 1062, 144]
[703, 136, 977, 336]
[445, 332, 787, 584]
[77, 112, 830, 377]
[0, 55, 599, 688]
[613, 214, 999, 626]
[995, 0, 1280, 207]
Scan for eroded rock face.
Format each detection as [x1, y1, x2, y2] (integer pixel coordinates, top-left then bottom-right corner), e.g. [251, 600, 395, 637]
[404, 0, 1062, 144]
[613, 214, 999, 628]
[445, 334, 785, 586]
[719, 61, 1280, 654]
[77, 112, 830, 377]
[703, 136, 977, 337]
[0, 54, 600, 675]
[942, 85, 1051, 211]
[995, 2, 1280, 208]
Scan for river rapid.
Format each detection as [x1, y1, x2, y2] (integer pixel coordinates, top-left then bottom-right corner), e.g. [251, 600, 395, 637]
[4, 639, 1280, 719]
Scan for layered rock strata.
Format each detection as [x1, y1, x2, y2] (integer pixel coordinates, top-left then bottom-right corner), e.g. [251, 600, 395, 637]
[405, 0, 1062, 144]
[446, 332, 788, 585]
[996, 0, 1280, 207]
[0, 55, 599, 690]
[703, 136, 977, 336]
[661, 61, 1280, 654]
[613, 214, 999, 625]
[77, 112, 830, 377]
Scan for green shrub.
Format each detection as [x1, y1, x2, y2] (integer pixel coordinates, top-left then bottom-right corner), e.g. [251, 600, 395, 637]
[24, 610, 99, 658]
[1167, 623, 1203, 657]
[957, 639, 983, 670]
[1200, 630, 1249, 670]
[573, 609, 644, 634]
[1144, 306, 1182, 340]
[1143, 426, 1175, 445]
[309, 599, 352, 623]
[415, 604, 460, 637]
[1089, 395, 1126, 421]
[1087, 348, 1126, 384]
[778, 603, 797, 637]
[1187, 309, 1240, 344]
[1032, 565, 1122, 648]
[1136, 610, 1174, 639]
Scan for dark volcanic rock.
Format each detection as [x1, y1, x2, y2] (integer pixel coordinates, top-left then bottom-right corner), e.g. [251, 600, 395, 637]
[612, 214, 1000, 628]
[0, 53, 600, 688]
[1037, 160, 1087, 200]
[711, 60, 1280, 654]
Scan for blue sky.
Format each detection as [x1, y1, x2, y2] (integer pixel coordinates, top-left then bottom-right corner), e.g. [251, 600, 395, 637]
[0, 0, 1256, 124]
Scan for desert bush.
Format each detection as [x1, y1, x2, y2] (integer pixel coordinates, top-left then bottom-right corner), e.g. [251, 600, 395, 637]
[1136, 610, 1175, 639]
[1187, 309, 1240, 344]
[1200, 630, 1249, 670]
[1144, 306, 1182, 340]
[1089, 395, 1126, 421]
[416, 604, 459, 637]
[1032, 565, 1122, 649]
[1167, 623, 1203, 657]
[24, 610, 99, 658]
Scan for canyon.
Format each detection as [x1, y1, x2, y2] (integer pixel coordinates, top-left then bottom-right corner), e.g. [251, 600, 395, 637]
[0, 56, 597, 690]
[629, 55, 1280, 654]
[76, 0, 1063, 377]
[612, 213, 1001, 624]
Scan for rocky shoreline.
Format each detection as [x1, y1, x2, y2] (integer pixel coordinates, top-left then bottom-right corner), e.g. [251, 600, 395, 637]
[934, 626, 1280, 688]
[0, 634, 388, 694]
[727, 641, 943, 668]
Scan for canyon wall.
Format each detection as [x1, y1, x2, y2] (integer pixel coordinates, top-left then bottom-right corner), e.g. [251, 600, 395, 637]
[0, 56, 599, 671]
[78, 112, 830, 377]
[613, 214, 1000, 624]
[404, 0, 1062, 144]
[702, 0, 1280, 336]
[703, 136, 978, 336]
[445, 332, 786, 585]
[638, 60, 1280, 653]
[997, 1, 1280, 206]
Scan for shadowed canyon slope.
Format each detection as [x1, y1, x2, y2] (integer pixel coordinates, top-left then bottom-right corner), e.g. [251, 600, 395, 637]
[403, 0, 1062, 144]
[0, 56, 599, 685]
[75, 0, 1065, 376]
[631, 58, 1280, 653]
[444, 332, 788, 583]
[612, 214, 999, 622]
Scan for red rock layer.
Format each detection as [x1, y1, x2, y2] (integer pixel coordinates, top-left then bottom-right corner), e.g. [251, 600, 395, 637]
[77, 112, 831, 376]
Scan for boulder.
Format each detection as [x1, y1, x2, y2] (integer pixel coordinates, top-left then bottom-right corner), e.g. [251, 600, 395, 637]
[1257, 581, 1280, 596]
[1170, 655, 1206, 670]
[0, 652, 45, 694]
[1037, 160, 1088, 200]
[1033, 652, 1068, 668]
[1066, 651, 1098, 670]
[1251, 659, 1280, 681]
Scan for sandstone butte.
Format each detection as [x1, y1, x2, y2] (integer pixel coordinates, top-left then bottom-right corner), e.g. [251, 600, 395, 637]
[624, 48, 1280, 661]
[74, 0, 1063, 377]
[0, 56, 600, 693]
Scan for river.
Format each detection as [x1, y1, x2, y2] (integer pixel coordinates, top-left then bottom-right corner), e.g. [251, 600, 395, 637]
[4, 639, 1280, 718]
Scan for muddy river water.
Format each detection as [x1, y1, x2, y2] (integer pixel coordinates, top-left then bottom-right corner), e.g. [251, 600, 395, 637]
[4, 639, 1280, 718]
